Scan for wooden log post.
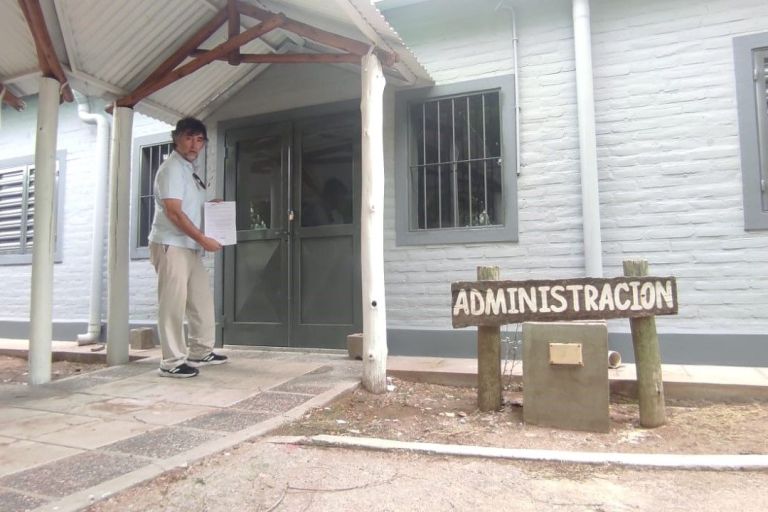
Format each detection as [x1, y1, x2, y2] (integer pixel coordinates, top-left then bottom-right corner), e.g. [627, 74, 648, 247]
[477, 266, 502, 411]
[360, 52, 388, 394]
[623, 259, 666, 427]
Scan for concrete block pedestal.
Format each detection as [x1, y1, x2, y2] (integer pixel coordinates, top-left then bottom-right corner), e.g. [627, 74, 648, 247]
[522, 322, 609, 433]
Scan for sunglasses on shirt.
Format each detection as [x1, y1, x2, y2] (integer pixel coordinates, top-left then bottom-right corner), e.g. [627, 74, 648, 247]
[193, 173, 206, 190]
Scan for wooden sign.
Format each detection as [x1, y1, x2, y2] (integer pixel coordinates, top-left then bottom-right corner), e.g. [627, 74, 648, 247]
[452, 276, 677, 327]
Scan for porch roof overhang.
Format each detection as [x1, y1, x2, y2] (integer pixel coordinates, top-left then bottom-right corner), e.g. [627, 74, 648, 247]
[0, 0, 432, 124]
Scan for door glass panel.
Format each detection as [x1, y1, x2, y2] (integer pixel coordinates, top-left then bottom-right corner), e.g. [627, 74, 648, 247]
[300, 127, 354, 227]
[236, 135, 282, 231]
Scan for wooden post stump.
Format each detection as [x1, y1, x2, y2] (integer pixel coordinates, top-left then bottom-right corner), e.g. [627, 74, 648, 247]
[623, 259, 666, 427]
[477, 266, 502, 411]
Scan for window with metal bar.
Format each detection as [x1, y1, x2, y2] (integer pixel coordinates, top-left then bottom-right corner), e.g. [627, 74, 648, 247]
[0, 154, 63, 264]
[395, 75, 518, 245]
[137, 141, 172, 248]
[131, 134, 173, 258]
[754, 48, 768, 212]
[734, 33, 768, 230]
[409, 91, 502, 231]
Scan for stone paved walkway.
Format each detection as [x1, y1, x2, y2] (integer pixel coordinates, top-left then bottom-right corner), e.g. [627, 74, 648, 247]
[0, 349, 361, 512]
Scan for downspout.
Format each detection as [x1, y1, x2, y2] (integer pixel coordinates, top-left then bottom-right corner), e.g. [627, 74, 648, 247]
[495, 0, 521, 177]
[74, 91, 111, 344]
[572, 0, 603, 277]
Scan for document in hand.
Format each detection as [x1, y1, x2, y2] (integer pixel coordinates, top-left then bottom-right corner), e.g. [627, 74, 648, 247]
[203, 201, 237, 245]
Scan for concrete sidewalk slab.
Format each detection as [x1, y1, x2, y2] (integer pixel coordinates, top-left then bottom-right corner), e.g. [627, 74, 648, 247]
[387, 356, 768, 402]
[0, 347, 362, 512]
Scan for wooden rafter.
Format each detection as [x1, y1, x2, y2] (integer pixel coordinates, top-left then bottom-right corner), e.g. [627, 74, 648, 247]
[115, 15, 285, 109]
[236, 1, 398, 67]
[191, 50, 362, 64]
[18, 0, 74, 103]
[112, 1, 399, 110]
[227, 0, 242, 65]
[0, 83, 26, 111]
[138, 8, 229, 94]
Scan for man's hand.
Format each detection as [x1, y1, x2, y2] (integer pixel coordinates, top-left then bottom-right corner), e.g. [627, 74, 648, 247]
[199, 236, 222, 252]
[163, 198, 223, 252]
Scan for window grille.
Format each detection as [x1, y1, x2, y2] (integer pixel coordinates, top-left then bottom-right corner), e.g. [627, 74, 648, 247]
[754, 48, 768, 210]
[136, 141, 172, 248]
[408, 91, 502, 231]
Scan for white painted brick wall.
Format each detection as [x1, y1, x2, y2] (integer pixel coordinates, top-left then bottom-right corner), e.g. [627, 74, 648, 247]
[383, 0, 768, 335]
[0, 97, 169, 328]
[3, 0, 766, 342]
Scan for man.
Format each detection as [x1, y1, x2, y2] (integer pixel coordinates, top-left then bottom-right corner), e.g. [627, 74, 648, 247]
[148, 117, 228, 378]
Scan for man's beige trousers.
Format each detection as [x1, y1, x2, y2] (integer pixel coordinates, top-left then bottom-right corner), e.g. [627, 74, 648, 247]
[150, 243, 215, 370]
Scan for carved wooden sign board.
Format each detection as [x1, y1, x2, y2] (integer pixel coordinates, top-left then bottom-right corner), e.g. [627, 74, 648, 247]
[452, 276, 678, 328]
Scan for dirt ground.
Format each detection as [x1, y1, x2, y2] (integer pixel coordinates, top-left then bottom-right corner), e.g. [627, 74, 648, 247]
[270, 377, 768, 455]
[4, 355, 766, 510]
[87, 377, 768, 512]
[0, 354, 106, 384]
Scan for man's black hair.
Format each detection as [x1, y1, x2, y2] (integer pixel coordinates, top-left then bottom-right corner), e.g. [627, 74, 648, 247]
[172, 117, 208, 142]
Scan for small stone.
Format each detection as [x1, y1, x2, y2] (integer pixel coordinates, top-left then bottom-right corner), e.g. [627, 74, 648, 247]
[336, 419, 348, 424]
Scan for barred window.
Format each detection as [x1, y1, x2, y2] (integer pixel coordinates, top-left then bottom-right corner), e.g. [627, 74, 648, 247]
[137, 141, 172, 248]
[395, 75, 518, 245]
[409, 91, 502, 230]
[753, 48, 768, 212]
[131, 134, 172, 257]
[734, 33, 768, 230]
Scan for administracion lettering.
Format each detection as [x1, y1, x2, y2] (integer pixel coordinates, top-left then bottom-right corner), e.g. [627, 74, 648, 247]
[451, 276, 678, 327]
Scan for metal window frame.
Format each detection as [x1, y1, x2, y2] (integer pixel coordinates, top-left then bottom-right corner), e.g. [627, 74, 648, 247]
[0, 151, 66, 265]
[395, 75, 518, 245]
[734, 32, 768, 230]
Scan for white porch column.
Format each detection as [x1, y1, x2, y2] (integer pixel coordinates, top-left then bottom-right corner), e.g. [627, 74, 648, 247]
[28, 77, 60, 385]
[106, 106, 133, 366]
[360, 52, 388, 394]
[573, 0, 604, 277]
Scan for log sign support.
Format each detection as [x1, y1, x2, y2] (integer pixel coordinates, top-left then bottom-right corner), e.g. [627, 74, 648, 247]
[452, 260, 676, 427]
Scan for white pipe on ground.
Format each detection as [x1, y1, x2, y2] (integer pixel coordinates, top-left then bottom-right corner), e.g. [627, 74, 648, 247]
[572, 0, 604, 277]
[106, 105, 133, 366]
[74, 91, 111, 345]
[28, 77, 60, 385]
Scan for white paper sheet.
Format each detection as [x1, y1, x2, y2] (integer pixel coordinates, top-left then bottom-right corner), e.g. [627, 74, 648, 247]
[203, 201, 237, 246]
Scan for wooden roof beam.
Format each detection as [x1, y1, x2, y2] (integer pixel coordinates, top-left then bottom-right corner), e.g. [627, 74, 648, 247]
[227, 0, 242, 65]
[134, 7, 229, 98]
[191, 50, 362, 64]
[18, 0, 74, 102]
[115, 15, 285, 109]
[0, 84, 26, 111]
[236, 1, 398, 67]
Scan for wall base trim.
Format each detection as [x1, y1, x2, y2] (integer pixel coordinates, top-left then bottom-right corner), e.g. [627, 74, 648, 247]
[0, 321, 765, 367]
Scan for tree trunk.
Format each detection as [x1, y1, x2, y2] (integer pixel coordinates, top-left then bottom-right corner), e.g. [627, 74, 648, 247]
[477, 266, 502, 411]
[623, 259, 666, 427]
[28, 77, 60, 385]
[360, 52, 387, 394]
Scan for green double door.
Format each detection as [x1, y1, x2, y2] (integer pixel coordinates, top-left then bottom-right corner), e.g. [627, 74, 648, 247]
[222, 112, 362, 348]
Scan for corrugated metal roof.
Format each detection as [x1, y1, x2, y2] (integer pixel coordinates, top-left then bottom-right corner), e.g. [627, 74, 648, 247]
[1, 0, 431, 122]
[0, 0, 41, 88]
